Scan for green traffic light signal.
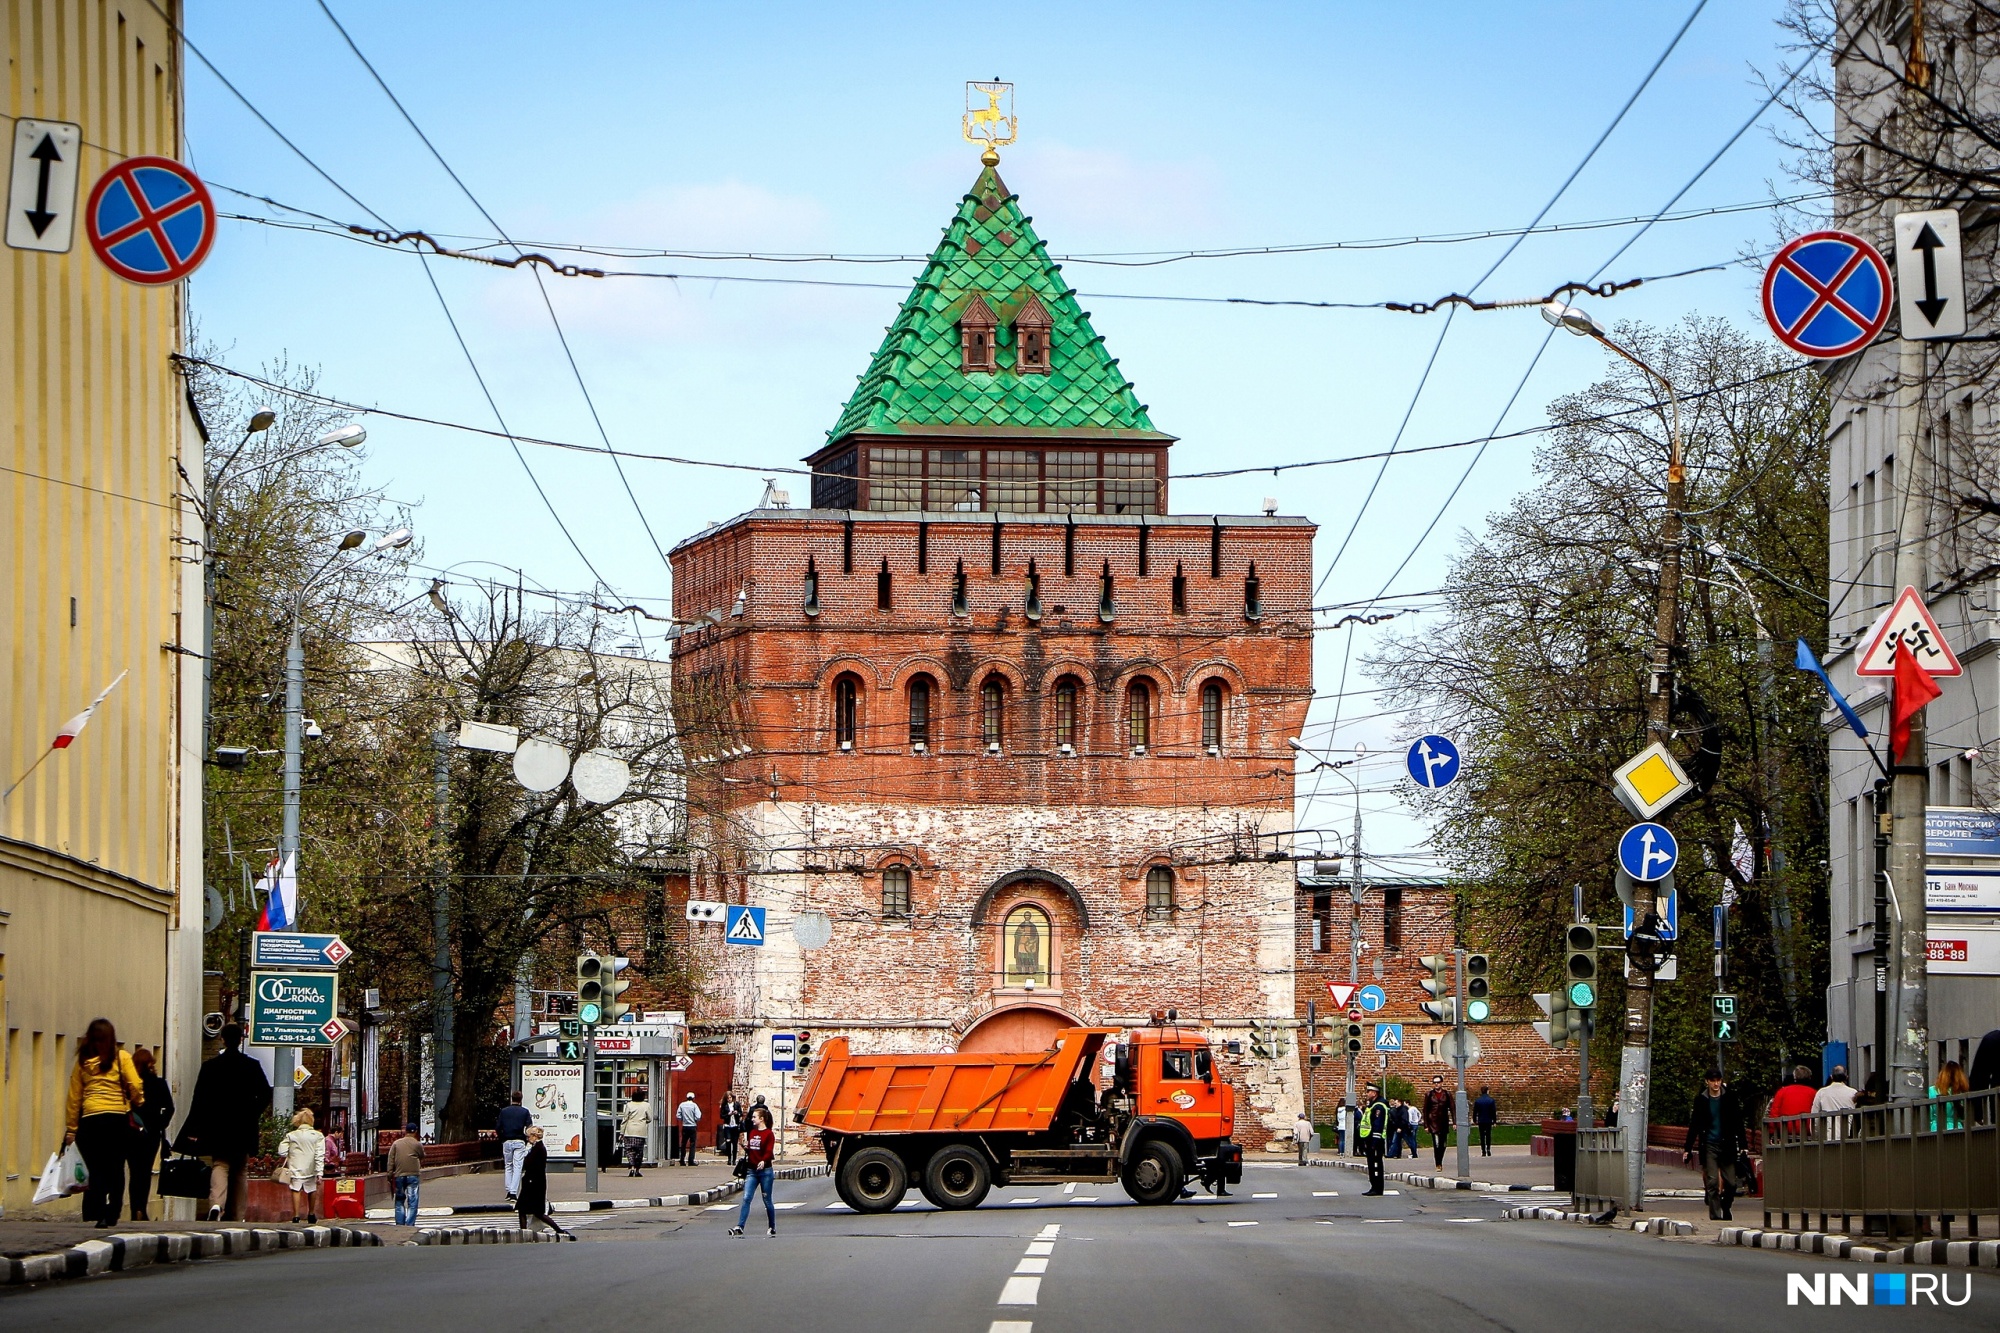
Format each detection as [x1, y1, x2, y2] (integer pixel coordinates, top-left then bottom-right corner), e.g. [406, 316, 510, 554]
[1466, 997, 1491, 1023]
[1568, 980, 1596, 1009]
[577, 951, 604, 1027]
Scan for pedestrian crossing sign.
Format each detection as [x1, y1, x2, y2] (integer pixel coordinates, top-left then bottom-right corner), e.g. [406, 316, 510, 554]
[1373, 1023, 1404, 1052]
[725, 904, 767, 947]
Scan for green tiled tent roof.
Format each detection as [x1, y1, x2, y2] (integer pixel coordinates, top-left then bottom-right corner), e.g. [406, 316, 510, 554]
[824, 164, 1164, 446]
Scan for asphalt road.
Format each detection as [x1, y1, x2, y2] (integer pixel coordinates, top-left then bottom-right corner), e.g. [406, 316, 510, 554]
[5, 1163, 1994, 1331]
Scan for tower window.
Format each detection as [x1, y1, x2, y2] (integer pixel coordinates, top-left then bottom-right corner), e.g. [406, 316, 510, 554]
[804, 556, 820, 618]
[1201, 681, 1224, 750]
[1383, 888, 1404, 953]
[877, 557, 893, 611]
[1025, 560, 1042, 622]
[960, 294, 999, 372]
[1146, 866, 1175, 919]
[882, 865, 912, 919]
[908, 676, 932, 747]
[834, 674, 861, 750]
[952, 559, 968, 616]
[1127, 680, 1151, 752]
[1054, 676, 1079, 749]
[981, 678, 1006, 750]
[1172, 561, 1187, 614]
[1244, 561, 1262, 621]
[1099, 560, 1116, 623]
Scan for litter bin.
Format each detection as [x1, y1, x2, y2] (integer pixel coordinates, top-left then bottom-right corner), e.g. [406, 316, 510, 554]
[1552, 1128, 1577, 1192]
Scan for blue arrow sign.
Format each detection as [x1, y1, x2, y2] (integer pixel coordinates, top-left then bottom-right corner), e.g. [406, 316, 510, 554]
[1357, 984, 1387, 1013]
[1617, 822, 1678, 883]
[725, 905, 767, 947]
[1625, 887, 1680, 942]
[1373, 1023, 1404, 1052]
[1405, 735, 1461, 789]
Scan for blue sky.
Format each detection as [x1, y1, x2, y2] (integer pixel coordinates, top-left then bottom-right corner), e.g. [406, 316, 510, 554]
[182, 0, 1812, 867]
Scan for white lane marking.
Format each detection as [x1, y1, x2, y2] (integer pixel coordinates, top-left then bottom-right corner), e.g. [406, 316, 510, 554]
[705, 1204, 734, 1211]
[825, 1202, 854, 1211]
[1448, 1218, 1487, 1223]
[991, 1323, 1033, 1333]
[1312, 1191, 1340, 1197]
[773, 1202, 805, 1209]
[1024, 1241, 1055, 1255]
[1385, 1189, 1401, 1195]
[1226, 1220, 1258, 1227]
[1315, 1220, 1334, 1225]
[1363, 1219, 1404, 1224]
[997, 1276, 1041, 1305]
[1063, 1182, 1077, 1194]
[896, 1199, 925, 1209]
[1009, 1197, 1040, 1204]
[1071, 1196, 1099, 1202]
[1036, 1224, 1061, 1238]
[1252, 1192, 1278, 1199]
[1015, 1257, 1049, 1274]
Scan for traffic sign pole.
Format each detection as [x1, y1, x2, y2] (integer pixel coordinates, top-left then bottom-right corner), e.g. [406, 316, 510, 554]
[1887, 311, 1933, 1104]
[1452, 948, 1470, 1179]
[583, 1031, 598, 1194]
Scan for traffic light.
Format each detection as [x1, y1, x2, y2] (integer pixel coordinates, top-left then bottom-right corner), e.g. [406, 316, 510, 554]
[1464, 953, 1491, 1023]
[1532, 990, 1573, 1048]
[798, 1031, 814, 1071]
[1418, 954, 1454, 1023]
[1310, 1041, 1324, 1067]
[1564, 924, 1599, 1010]
[576, 951, 604, 1026]
[1345, 1022, 1363, 1054]
[606, 956, 634, 1023]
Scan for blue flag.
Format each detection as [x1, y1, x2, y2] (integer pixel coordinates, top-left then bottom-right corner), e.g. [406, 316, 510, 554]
[1796, 638, 1868, 740]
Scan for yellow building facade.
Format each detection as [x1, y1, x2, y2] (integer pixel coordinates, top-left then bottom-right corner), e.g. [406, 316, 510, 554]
[2, 0, 203, 1215]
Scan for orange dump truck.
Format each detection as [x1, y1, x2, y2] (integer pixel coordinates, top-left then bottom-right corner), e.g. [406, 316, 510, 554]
[793, 1022, 1245, 1212]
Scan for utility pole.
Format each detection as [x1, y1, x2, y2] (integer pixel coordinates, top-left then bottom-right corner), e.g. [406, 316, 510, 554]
[583, 1030, 598, 1194]
[1306, 998, 1318, 1137]
[272, 621, 306, 1115]
[431, 731, 456, 1128]
[1346, 792, 1362, 1152]
[1452, 948, 1470, 1179]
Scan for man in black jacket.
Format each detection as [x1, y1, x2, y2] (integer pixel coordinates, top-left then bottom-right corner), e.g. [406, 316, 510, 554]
[1681, 1068, 1747, 1220]
[172, 1024, 273, 1220]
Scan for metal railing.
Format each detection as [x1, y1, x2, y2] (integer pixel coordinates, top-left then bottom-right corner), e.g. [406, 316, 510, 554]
[1761, 1087, 2000, 1240]
[1573, 1125, 1627, 1210]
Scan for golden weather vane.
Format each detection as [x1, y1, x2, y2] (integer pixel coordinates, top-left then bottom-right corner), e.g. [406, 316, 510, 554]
[963, 79, 1017, 166]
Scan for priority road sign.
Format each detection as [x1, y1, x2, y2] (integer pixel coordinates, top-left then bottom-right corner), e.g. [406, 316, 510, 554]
[1894, 209, 1965, 340]
[1855, 585, 1962, 677]
[1762, 230, 1893, 359]
[725, 904, 767, 947]
[1373, 1023, 1404, 1052]
[85, 155, 215, 284]
[1405, 735, 1462, 789]
[6, 119, 81, 253]
[1617, 822, 1678, 883]
[1611, 742, 1693, 821]
[771, 1032, 797, 1071]
[1357, 984, 1387, 1013]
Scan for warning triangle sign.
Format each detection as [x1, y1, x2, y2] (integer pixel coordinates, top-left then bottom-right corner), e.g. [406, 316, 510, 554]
[1326, 983, 1356, 1007]
[1855, 585, 1963, 677]
[727, 908, 764, 942]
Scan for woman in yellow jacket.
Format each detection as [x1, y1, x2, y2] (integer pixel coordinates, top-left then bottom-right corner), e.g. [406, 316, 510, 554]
[64, 1017, 145, 1227]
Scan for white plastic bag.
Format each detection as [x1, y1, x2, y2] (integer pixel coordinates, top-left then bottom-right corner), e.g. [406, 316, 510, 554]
[33, 1145, 86, 1205]
[31, 1151, 64, 1205]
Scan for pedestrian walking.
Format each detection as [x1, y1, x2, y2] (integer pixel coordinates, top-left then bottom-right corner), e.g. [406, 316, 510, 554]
[497, 1090, 533, 1203]
[729, 1106, 778, 1236]
[64, 1018, 145, 1228]
[172, 1022, 273, 1221]
[621, 1090, 652, 1177]
[1681, 1069, 1748, 1221]
[1391, 1098, 1419, 1159]
[126, 1047, 174, 1222]
[720, 1092, 744, 1164]
[278, 1109, 326, 1223]
[676, 1092, 702, 1165]
[515, 1126, 574, 1238]
[1294, 1108, 1316, 1165]
[1356, 1083, 1389, 1195]
[1472, 1085, 1497, 1156]
[388, 1122, 424, 1226]
[1421, 1074, 1454, 1170]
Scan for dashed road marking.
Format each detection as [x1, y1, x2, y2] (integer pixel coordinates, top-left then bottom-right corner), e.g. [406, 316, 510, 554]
[1025, 1241, 1055, 1255]
[1071, 1196, 1099, 1202]
[1252, 1192, 1278, 1199]
[1015, 1257, 1049, 1274]
[1063, 1182, 1077, 1194]
[825, 1202, 854, 1211]
[1448, 1218, 1487, 1223]
[1227, 1220, 1258, 1227]
[991, 1323, 1033, 1333]
[998, 1276, 1042, 1305]
[1008, 1197, 1041, 1204]
[896, 1199, 925, 1209]
[1036, 1224, 1061, 1238]
[774, 1201, 805, 1209]
[1312, 1191, 1340, 1197]
[1363, 1219, 1404, 1224]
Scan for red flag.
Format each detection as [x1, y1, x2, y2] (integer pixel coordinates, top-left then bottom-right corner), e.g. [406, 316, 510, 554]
[50, 671, 127, 748]
[1891, 644, 1942, 762]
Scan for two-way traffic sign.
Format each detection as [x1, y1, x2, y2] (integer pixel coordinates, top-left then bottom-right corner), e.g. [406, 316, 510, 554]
[1895, 209, 1966, 340]
[6, 119, 81, 253]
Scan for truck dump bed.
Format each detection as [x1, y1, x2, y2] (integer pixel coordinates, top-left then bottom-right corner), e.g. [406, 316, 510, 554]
[795, 1027, 1114, 1136]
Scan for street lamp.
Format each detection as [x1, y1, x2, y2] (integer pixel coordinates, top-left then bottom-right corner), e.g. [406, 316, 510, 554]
[1541, 299, 1684, 1214]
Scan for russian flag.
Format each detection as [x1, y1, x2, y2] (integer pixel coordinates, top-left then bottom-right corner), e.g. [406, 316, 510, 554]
[255, 853, 297, 931]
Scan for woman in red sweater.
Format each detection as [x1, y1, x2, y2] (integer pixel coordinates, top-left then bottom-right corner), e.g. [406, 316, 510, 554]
[729, 1107, 777, 1236]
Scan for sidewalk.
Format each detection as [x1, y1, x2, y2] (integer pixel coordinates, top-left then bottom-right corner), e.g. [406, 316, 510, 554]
[372, 1148, 825, 1218]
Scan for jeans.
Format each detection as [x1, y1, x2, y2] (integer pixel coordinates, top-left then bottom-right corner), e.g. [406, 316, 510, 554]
[394, 1174, 422, 1225]
[502, 1140, 529, 1195]
[75, 1113, 130, 1224]
[736, 1165, 775, 1231]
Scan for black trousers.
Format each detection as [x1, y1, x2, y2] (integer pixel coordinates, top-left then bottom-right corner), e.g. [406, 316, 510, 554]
[678, 1124, 697, 1164]
[1431, 1130, 1448, 1169]
[75, 1113, 130, 1224]
[1477, 1124, 1493, 1154]
[128, 1130, 162, 1217]
[1363, 1143, 1385, 1193]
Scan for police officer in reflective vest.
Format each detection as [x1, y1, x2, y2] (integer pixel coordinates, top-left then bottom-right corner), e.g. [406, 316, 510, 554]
[1357, 1082, 1390, 1196]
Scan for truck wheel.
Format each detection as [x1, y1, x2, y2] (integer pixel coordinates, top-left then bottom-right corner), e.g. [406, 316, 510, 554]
[838, 1145, 908, 1213]
[921, 1145, 992, 1210]
[1121, 1140, 1184, 1206]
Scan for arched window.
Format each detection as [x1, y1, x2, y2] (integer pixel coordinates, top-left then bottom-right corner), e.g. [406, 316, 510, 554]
[1200, 681, 1225, 751]
[882, 865, 912, 919]
[907, 676, 932, 748]
[1127, 680, 1151, 752]
[1146, 866, 1175, 919]
[1003, 905, 1052, 987]
[834, 673, 860, 750]
[981, 677, 1005, 750]
[1053, 676, 1080, 750]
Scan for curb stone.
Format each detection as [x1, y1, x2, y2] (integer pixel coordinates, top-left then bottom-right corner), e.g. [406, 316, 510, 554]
[3, 1224, 382, 1287]
[1308, 1157, 1556, 1193]
[1716, 1227, 2000, 1269]
[366, 1162, 831, 1220]
[410, 1225, 565, 1245]
[1500, 1205, 1695, 1236]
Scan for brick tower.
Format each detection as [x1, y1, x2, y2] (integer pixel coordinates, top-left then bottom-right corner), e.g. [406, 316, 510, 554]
[670, 157, 1315, 1145]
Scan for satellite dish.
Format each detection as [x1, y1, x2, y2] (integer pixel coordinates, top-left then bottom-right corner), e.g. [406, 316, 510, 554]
[203, 885, 225, 933]
[513, 738, 571, 792]
[571, 749, 632, 804]
[793, 911, 833, 950]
